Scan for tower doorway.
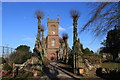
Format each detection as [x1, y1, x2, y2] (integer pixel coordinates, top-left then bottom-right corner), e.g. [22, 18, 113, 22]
[50, 53, 56, 60]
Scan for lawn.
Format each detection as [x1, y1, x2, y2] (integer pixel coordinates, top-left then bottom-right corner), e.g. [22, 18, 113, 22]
[101, 63, 120, 69]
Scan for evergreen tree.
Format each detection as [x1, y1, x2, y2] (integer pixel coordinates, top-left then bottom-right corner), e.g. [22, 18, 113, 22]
[9, 45, 32, 64]
[83, 48, 93, 54]
[101, 26, 120, 60]
[80, 43, 84, 52]
[15, 45, 30, 52]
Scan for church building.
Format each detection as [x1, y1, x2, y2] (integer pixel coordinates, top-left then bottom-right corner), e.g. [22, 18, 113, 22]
[44, 18, 62, 60]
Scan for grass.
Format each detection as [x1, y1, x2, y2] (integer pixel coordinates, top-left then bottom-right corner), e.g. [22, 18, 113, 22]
[101, 63, 120, 69]
[1, 77, 42, 80]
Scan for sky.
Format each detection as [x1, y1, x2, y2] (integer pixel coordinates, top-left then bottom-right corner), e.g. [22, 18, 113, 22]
[2, 2, 107, 53]
[0, 2, 2, 56]
[1, 0, 119, 2]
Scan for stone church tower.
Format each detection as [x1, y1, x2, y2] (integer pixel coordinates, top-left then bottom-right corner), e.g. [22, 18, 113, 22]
[44, 18, 61, 60]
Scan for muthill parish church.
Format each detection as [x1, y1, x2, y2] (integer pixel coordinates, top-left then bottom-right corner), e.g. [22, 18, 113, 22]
[34, 18, 63, 60]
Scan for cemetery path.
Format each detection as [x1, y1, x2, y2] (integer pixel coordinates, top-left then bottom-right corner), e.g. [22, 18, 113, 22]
[42, 61, 104, 80]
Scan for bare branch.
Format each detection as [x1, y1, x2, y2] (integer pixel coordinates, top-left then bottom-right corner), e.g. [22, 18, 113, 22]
[80, 2, 119, 37]
[59, 39, 64, 44]
[70, 9, 80, 19]
[62, 33, 69, 41]
[35, 10, 44, 19]
[40, 25, 45, 32]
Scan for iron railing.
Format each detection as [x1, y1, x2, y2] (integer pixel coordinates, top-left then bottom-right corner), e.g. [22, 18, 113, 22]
[0, 46, 15, 58]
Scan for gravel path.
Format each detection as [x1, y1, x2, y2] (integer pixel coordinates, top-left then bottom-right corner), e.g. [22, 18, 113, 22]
[43, 61, 104, 80]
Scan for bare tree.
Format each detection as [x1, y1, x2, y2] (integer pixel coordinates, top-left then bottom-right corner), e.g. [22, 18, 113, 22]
[59, 39, 64, 49]
[34, 10, 44, 71]
[35, 10, 44, 19]
[62, 33, 68, 41]
[70, 10, 80, 19]
[70, 9, 80, 74]
[80, 2, 120, 36]
[35, 10, 44, 48]
[40, 25, 45, 40]
[70, 9, 80, 47]
[62, 33, 69, 63]
[59, 39, 64, 60]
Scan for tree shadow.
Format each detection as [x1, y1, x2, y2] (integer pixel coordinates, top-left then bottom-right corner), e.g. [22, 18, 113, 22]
[44, 65, 59, 80]
[50, 63, 81, 80]
[57, 61, 74, 73]
[58, 66, 73, 73]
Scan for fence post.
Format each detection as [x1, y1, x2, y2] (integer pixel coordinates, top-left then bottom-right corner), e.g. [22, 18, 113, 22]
[6, 46, 9, 58]
[11, 48, 12, 54]
[2, 46, 4, 58]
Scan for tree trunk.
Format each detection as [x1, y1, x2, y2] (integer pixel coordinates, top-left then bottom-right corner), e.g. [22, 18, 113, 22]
[112, 53, 118, 61]
[42, 31, 44, 41]
[73, 18, 78, 74]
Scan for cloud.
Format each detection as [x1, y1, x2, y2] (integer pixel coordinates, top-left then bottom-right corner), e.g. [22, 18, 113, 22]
[69, 26, 73, 29]
[59, 25, 66, 31]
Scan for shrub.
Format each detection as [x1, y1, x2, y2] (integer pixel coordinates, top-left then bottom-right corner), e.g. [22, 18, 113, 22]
[101, 63, 120, 69]
[82, 54, 101, 64]
[115, 57, 120, 62]
[3, 63, 12, 71]
[0, 57, 6, 64]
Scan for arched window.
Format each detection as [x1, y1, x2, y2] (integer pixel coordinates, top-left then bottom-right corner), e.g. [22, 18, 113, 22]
[51, 39, 55, 46]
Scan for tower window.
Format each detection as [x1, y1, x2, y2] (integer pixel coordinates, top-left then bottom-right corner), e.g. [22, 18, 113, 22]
[51, 25, 56, 31]
[51, 39, 55, 46]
